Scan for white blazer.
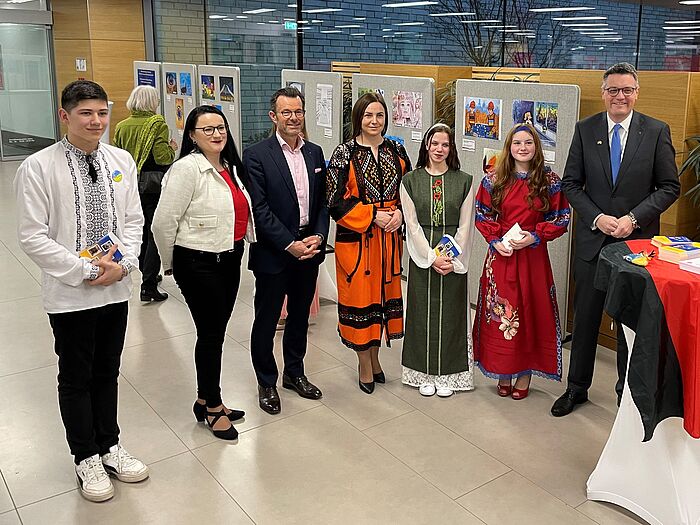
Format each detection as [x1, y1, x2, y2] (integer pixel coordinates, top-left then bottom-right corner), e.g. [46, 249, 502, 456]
[152, 152, 256, 271]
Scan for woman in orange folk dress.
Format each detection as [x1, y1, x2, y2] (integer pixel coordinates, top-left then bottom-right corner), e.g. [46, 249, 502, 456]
[473, 124, 570, 400]
[327, 93, 412, 394]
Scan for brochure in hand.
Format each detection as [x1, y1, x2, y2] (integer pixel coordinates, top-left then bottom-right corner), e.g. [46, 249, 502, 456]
[434, 234, 462, 258]
[501, 222, 526, 252]
[79, 233, 124, 262]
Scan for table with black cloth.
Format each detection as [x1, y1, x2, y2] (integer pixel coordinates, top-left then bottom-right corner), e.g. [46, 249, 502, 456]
[586, 239, 700, 525]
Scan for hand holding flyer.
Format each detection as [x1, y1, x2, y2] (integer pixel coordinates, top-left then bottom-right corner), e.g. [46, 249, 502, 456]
[434, 234, 462, 258]
[80, 233, 124, 262]
[501, 222, 526, 252]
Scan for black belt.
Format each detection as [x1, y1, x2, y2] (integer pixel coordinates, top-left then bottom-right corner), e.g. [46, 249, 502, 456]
[174, 241, 243, 262]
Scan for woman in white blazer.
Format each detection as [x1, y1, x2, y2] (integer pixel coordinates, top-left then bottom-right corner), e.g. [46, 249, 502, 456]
[153, 106, 255, 440]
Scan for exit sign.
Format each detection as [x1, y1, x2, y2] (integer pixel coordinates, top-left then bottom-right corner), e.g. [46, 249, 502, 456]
[284, 21, 297, 30]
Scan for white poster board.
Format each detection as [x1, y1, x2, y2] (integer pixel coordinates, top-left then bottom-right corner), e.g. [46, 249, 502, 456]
[161, 63, 196, 155]
[455, 79, 580, 330]
[352, 73, 434, 165]
[133, 61, 162, 114]
[281, 69, 343, 160]
[197, 65, 243, 153]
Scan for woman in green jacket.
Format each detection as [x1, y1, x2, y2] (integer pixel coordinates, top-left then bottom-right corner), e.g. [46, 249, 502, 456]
[114, 85, 177, 302]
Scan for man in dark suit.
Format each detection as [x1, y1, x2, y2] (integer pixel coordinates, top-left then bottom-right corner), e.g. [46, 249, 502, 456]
[243, 87, 329, 415]
[552, 62, 680, 417]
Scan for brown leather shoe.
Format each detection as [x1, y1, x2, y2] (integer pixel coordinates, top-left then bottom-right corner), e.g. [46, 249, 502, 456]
[282, 374, 322, 400]
[258, 385, 281, 414]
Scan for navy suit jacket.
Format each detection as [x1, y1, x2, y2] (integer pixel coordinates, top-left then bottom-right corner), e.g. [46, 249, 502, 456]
[561, 111, 680, 262]
[243, 136, 329, 274]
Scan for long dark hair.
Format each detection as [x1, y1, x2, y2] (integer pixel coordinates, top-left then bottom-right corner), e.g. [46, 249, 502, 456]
[351, 92, 388, 138]
[490, 124, 549, 215]
[416, 124, 460, 171]
[179, 105, 248, 189]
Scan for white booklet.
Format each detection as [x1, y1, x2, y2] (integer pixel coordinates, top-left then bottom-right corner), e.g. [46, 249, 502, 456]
[501, 222, 526, 252]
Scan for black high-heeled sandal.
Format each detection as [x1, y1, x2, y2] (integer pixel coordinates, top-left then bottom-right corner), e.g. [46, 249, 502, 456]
[373, 371, 386, 384]
[193, 401, 245, 423]
[205, 408, 238, 440]
[358, 365, 375, 394]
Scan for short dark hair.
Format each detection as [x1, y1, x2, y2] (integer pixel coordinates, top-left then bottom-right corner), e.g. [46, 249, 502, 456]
[179, 105, 249, 189]
[602, 62, 639, 86]
[351, 92, 388, 138]
[270, 87, 305, 113]
[416, 124, 460, 171]
[61, 80, 108, 112]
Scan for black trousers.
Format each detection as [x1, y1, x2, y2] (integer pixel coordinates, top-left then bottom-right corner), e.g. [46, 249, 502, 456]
[250, 259, 319, 387]
[48, 301, 128, 464]
[567, 255, 628, 397]
[173, 242, 243, 407]
[139, 192, 162, 290]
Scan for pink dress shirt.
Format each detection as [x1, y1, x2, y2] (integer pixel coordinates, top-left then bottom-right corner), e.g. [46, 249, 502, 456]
[276, 132, 309, 227]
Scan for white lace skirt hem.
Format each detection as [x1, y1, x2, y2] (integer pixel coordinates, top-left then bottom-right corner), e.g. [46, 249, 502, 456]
[401, 367, 474, 391]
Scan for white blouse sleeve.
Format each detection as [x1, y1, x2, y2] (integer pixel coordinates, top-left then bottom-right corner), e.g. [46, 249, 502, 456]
[400, 181, 436, 269]
[451, 182, 476, 275]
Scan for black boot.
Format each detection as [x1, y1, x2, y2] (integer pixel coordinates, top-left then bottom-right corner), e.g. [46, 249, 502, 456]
[140, 288, 168, 302]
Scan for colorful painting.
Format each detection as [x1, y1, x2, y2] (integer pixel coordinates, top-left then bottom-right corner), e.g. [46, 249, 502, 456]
[512, 100, 535, 127]
[219, 76, 234, 102]
[179, 72, 192, 96]
[286, 81, 305, 96]
[201, 75, 215, 100]
[482, 147, 502, 174]
[534, 101, 558, 147]
[175, 98, 184, 130]
[392, 90, 422, 129]
[165, 72, 177, 94]
[464, 97, 501, 140]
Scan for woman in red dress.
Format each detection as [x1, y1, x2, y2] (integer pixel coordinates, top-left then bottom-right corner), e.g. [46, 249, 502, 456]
[473, 124, 570, 400]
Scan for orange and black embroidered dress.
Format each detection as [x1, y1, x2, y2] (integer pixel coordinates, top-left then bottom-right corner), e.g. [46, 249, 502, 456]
[326, 139, 412, 351]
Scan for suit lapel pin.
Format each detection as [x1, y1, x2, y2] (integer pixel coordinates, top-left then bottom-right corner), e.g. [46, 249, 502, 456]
[596, 140, 603, 145]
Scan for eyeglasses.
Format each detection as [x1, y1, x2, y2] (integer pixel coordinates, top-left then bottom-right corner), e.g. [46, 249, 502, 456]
[603, 86, 637, 96]
[278, 109, 306, 118]
[194, 125, 227, 136]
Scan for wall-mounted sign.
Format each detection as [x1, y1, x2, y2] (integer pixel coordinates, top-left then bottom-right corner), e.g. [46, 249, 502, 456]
[75, 58, 87, 72]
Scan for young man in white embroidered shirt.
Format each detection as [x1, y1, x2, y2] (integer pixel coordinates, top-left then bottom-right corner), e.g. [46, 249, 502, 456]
[14, 81, 149, 502]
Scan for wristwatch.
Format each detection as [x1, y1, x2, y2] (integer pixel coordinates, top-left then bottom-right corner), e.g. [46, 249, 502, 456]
[627, 212, 639, 229]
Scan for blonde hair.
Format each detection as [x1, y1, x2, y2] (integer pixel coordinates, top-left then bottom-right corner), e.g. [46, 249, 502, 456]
[126, 85, 160, 113]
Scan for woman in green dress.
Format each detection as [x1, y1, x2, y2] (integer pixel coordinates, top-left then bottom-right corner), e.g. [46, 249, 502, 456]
[400, 124, 475, 397]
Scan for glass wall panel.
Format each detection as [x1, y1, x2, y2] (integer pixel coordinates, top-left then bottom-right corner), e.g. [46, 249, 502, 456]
[0, 0, 46, 11]
[0, 22, 56, 158]
[639, 5, 699, 71]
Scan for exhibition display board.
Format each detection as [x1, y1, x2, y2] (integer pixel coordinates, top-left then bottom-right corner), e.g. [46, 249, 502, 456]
[281, 69, 343, 161]
[454, 79, 580, 330]
[351, 73, 434, 164]
[161, 63, 197, 155]
[133, 61, 162, 114]
[197, 65, 243, 153]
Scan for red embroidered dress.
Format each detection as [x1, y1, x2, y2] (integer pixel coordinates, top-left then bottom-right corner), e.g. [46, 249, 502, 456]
[473, 168, 570, 380]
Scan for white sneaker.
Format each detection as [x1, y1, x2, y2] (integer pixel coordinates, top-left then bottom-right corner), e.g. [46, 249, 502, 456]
[101, 444, 150, 483]
[419, 384, 436, 396]
[436, 387, 454, 397]
[76, 454, 114, 502]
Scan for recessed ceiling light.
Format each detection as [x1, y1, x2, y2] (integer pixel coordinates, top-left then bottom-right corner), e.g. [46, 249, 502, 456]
[665, 20, 700, 24]
[243, 8, 276, 14]
[208, 14, 227, 19]
[462, 19, 501, 24]
[320, 29, 342, 33]
[236, 15, 248, 19]
[552, 16, 606, 21]
[395, 21, 425, 26]
[429, 11, 475, 17]
[382, 1, 438, 7]
[335, 24, 362, 28]
[351, 33, 366, 36]
[530, 6, 595, 12]
[679, 1, 700, 4]
[302, 8, 342, 13]
[562, 23, 609, 27]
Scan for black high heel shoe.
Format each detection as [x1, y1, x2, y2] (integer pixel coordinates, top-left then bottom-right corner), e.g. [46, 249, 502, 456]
[205, 408, 238, 440]
[358, 366, 375, 394]
[193, 401, 245, 422]
[373, 371, 386, 384]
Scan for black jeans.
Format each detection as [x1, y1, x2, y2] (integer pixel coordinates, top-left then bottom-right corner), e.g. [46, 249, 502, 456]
[173, 242, 244, 406]
[250, 259, 319, 387]
[139, 192, 162, 290]
[48, 301, 128, 464]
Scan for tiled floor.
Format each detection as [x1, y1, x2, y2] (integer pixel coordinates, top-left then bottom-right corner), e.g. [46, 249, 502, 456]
[0, 160, 646, 524]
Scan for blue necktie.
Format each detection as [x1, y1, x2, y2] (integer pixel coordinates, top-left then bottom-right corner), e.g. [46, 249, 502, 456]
[610, 123, 622, 185]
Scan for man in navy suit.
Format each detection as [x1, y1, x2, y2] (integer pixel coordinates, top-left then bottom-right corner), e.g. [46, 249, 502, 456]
[243, 87, 329, 414]
[552, 63, 680, 417]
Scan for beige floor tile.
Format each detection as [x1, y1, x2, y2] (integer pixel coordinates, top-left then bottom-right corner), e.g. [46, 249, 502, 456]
[120, 333, 326, 449]
[365, 411, 511, 498]
[195, 406, 483, 525]
[576, 500, 648, 525]
[314, 365, 414, 431]
[1, 240, 42, 283]
[0, 296, 56, 377]
[17, 452, 253, 525]
[0, 253, 41, 302]
[225, 300, 255, 343]
[0, 478, 12, 514]
[458, 471, 596, 525]
[386, 374, 612, 507]
[0, 511, 20, 525]
[123, 292, 196, 348]
[0, 365, 187, 507]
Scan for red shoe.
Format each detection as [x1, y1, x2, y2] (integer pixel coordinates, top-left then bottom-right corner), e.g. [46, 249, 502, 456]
[497, 382, 512, 397]
[511, 376, 531, 400]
